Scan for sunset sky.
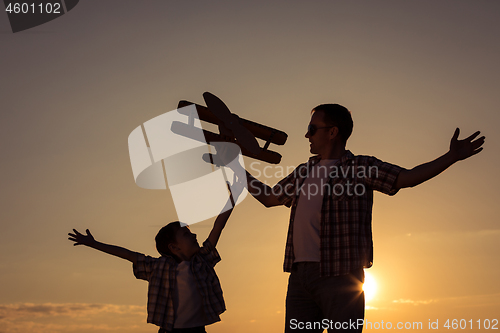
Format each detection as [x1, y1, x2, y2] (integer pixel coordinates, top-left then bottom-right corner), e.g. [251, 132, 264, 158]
[1, 1, 499, 332]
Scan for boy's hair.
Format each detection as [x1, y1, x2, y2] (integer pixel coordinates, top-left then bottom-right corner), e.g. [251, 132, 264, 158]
[312, 104, 353, 144]
[155, 221, 182, 257]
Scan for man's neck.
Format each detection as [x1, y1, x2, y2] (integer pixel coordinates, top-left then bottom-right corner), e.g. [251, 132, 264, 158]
[319, 146, 347, 160]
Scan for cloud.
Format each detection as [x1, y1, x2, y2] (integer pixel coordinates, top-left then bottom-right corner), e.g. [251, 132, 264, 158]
[445, 292, 500, 308]
[365, 305, 379, 310]
[401, 229, 500, 240]
[0, 303, 147, 333]
[396, 229, 500, 256]
[392, 299, 436, 305]
[476, 229, 500, 237]
[391, 292, 500, 308]
[0, 302, 145, 319]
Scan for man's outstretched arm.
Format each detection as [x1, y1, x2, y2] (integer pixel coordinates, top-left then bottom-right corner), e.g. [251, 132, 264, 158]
[68, 229, 139, 265]
[395, 128, 485, 189]
[210, 140, 282, 208]
[246, 170, 282, 207]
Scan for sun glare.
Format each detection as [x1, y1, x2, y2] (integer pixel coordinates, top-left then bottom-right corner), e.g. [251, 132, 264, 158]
[363, 271, 377, 302]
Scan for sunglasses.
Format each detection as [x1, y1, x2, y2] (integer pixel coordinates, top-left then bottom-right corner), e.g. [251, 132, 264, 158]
[307, 124, 334, 136]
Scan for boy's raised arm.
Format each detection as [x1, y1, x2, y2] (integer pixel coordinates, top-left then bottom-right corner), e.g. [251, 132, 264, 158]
[207, 176, 246, 247]
[208, 207, 232, 248]
[68, 229, 139, 265]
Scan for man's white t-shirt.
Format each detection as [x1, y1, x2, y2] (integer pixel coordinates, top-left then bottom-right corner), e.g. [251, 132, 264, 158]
[293, 159, 338, 262]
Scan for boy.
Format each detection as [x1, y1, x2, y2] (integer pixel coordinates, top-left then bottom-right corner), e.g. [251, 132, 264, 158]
[68, 182, 242, 333]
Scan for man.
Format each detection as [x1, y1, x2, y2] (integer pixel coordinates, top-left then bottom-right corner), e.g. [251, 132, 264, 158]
[245, 104, 485, 332]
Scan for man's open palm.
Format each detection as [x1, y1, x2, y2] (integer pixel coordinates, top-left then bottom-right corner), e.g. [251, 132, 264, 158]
[68, 229, 95, 246]
[450, 128, 485, 161]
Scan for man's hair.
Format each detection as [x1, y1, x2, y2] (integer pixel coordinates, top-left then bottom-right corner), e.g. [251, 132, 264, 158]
[312, 104, 353, 144]
[155, 221, 182, 257]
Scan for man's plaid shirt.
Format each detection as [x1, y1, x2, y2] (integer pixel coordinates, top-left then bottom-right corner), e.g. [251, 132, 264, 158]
[133, 240, 225, 331]
[274, 150, 403, 277]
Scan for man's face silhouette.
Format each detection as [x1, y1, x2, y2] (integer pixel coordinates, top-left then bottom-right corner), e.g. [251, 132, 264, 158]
[305, 110, 333, 157]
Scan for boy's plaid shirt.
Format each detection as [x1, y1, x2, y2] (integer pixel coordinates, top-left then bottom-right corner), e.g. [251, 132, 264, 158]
[274, 151, 403, 277]
[133, 240, 225, 331]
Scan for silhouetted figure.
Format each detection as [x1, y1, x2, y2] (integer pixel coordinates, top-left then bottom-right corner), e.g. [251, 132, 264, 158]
[68, 181, 243, 333]
[245, 104, 485, 332]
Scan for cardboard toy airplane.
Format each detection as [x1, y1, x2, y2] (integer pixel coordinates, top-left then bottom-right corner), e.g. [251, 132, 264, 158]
[172, 92, 287, 164]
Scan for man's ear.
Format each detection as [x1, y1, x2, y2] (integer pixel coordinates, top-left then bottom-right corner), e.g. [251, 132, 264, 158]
[329, 126, 339, 140]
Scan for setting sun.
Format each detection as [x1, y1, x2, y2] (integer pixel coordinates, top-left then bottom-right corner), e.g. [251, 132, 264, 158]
[363, 271, 377, 303]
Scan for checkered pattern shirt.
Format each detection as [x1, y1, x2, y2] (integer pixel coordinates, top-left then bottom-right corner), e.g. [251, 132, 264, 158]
[133, 240, 225, 331]
[274, 151, 403, 277]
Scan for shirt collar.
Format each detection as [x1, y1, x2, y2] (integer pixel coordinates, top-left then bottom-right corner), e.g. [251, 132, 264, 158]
[308, 150, 354, 166]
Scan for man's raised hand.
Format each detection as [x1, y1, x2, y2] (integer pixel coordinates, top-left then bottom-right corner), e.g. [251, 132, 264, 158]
[68, 229, 96, 247]
[449, 128, 485, 162]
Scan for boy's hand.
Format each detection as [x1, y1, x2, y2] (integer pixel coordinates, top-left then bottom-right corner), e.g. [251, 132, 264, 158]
[213, 142, 247, 183]
[68, 229, 96, 247]
[212, 141, 240, 167]
[449, 128, 485, 162]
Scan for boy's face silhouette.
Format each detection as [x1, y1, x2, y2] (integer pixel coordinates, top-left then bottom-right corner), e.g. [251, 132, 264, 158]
[169, 226, 200, 261]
